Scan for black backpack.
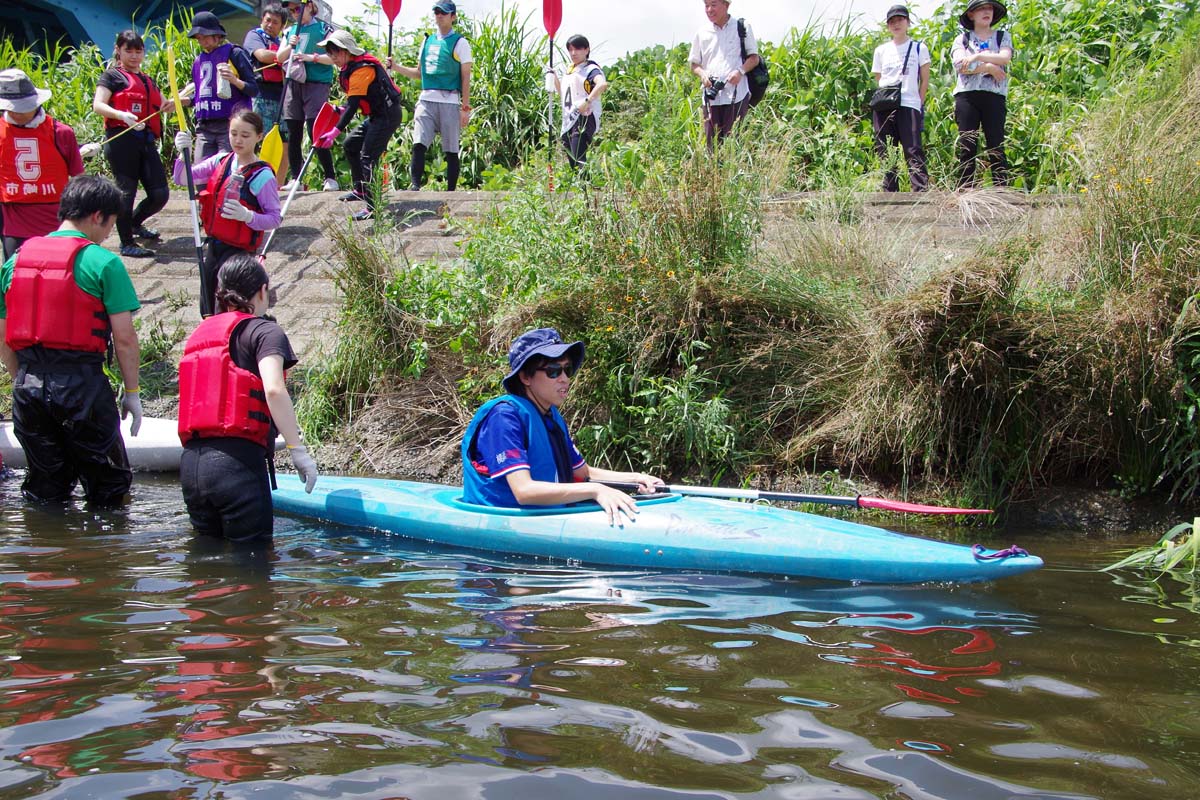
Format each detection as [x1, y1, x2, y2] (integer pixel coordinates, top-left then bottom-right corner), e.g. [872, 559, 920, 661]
[737, 18, 769, 107]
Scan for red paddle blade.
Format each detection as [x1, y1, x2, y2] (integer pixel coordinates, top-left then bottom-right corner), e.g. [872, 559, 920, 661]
[543, 0, 562, 38]
[857, 496, 993, 515]
[382, 0, 402, 22]
[313, 102, 339, 146]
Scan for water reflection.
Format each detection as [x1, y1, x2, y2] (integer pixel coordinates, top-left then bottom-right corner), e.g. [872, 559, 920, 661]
[0, 477, 1197, 798]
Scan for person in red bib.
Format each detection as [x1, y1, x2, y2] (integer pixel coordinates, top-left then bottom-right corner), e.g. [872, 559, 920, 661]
[244, 4, 290, 182]
[0, 175, 143, 506]
[172, 109, 282, 317]
[0, 69, 85, 260]
[92, 29, 174, 259]
[316, 30, 402, 221]
[178, 253, 317, 543]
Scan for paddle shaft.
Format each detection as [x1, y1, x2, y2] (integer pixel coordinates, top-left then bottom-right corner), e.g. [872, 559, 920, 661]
[600, 482, 991, 515]
[259, 147, 316, 257]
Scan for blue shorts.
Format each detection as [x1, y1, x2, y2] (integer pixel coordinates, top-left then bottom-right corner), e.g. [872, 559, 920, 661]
[253, 94, 289, 140]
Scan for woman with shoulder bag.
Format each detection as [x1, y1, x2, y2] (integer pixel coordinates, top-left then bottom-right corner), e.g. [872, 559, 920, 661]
[869, 6, 931, 192]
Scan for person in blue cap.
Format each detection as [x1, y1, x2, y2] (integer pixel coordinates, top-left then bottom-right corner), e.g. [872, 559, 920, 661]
[462, 328, 663, 523]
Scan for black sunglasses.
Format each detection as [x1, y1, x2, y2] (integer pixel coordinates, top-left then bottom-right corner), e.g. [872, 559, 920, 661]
[536, 363, 577, 379]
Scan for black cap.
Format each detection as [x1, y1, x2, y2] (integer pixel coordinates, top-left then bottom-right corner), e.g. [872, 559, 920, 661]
[886, 5, 910, 22]
[187, 11, 227, 38]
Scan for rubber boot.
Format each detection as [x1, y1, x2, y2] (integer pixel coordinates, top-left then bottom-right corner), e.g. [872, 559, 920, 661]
[409, 144, 427, 191]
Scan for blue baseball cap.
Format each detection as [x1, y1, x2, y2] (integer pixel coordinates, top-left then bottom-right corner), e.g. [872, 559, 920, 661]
[433, 1, 457, 14]
[503, 328, 585, 394]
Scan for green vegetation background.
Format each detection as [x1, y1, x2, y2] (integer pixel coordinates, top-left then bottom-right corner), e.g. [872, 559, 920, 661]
[7, 0, 1200, 512]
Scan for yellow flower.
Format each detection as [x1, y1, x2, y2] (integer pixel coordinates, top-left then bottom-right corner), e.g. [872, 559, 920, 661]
[1113, 183, 1122, 191]
[606, 306, 614, 312]
[605, 325, 614, 332]
[1079, 187, 1088, 193]
[625, 295, 633, 303]
[666, 270, 676, 278]
[1142, 177, 1153, 185]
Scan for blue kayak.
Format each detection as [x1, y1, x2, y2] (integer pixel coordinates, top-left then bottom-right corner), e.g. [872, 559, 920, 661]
[272, 474, 1042, 584]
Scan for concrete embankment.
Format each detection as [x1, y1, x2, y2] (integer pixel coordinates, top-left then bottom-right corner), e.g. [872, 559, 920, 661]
[121, 188, 1063, 359]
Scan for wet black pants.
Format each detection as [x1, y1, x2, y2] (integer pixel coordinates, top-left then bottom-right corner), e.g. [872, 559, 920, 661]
[12, 362, 132, 505]
[180, 440, 273, 543]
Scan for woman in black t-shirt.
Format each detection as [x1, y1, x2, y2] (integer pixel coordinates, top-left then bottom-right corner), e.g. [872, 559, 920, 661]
[178, 254, 318, 543]
[91, 30, 172, 259]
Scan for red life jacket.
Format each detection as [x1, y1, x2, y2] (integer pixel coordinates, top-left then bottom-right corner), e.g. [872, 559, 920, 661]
[197, 154, 273, 250]
[107, 68, 164, 138]
[338, 53, 401, 118]
[3, 236, 110, 354]
[177, 312, 273, 447]
[253, 28, 284, 84]
[0, 116, 72, 204]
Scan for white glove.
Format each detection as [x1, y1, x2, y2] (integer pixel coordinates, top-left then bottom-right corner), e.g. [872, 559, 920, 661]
[118, 111, 145, 131]
[289, 445, 318, 493]
[80, 142, 101, 159]
[174, 130, 193, 152]
[220, 197, 254, 222]
[120, 392, 143, 437]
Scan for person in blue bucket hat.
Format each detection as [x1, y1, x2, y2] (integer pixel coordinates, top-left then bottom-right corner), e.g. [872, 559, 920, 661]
[462, 328, 663, 522]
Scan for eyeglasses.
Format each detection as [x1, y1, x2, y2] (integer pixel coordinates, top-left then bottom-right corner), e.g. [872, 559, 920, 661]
[433, 10, 449, 15]
[536, 363, 576, 379]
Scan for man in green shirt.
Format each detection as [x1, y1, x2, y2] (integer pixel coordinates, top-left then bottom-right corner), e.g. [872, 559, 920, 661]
[388, 1, 473, 191]
[0, 175, 143, 506]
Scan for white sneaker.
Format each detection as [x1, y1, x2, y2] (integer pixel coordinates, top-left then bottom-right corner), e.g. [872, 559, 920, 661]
[322, 178, 339, 191]
[280, 179, 298, 192]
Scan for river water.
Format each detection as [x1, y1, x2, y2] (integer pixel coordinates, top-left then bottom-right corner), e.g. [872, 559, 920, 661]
[0, 475, 1197, 799]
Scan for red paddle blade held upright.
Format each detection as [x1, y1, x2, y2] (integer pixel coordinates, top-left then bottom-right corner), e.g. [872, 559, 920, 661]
[313, 102, 339, 147]
[382, 0, 402, 56]
[543, 0, 562, 39]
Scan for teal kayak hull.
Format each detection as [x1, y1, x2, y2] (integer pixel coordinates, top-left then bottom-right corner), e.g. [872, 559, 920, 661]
[272, 474, 1042, 584]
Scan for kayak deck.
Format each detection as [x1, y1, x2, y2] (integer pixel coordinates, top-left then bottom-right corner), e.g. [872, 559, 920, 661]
[272, 474, 1043, 584]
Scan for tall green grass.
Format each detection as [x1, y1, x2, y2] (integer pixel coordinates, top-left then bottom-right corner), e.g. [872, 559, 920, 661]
[7, 0, 1198, 191]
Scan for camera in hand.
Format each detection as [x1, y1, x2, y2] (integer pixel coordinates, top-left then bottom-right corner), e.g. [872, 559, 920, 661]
[703, 77, 726, 102]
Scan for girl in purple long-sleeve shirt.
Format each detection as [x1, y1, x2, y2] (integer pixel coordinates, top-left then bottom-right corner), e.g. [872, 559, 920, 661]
[173, 109, 281, 317]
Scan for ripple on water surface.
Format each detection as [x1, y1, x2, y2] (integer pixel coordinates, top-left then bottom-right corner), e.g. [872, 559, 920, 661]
[0, 475, 1197, 798]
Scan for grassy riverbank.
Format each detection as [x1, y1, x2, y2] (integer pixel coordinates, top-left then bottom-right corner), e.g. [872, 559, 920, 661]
[298, 25, 1200, 512]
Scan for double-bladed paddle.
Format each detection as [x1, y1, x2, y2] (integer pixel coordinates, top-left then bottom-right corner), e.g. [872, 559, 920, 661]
[601, 482, 992, 515]
[165, 46, 204, 276]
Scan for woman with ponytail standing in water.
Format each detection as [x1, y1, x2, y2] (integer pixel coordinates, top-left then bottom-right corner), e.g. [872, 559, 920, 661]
[177, 254, 317, 544]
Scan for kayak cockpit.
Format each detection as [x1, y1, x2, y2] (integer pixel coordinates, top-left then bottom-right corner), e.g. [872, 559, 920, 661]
[447, 492, 683, 516]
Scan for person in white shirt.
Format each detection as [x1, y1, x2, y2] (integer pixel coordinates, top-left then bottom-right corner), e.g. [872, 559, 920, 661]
[388, 1, 473, 191]
[688, 0, 760, 149]
[870, 5, 931, 191]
